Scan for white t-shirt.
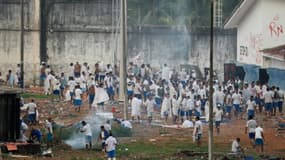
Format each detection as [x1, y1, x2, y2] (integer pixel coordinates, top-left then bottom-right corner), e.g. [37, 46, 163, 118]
[264, 91, 272, 103]
[215, 109, 223, 121]
[231, 140, 240, 153]
[255, 127, 263, 139]
[216, 91, 225, 104]
[68, 80, 76, 92]
[171, 98, 180, 115]
[194, 120, 203, 134]
[46, 120, 53, 134]
[195, 100, 202, 113]
[104, 76, 113, 88]
[232, 93, 241, 105]
[187, 99, 194, 110]
[278, 90, 284, 102]
[81, 124, 92, 136]
[27, 102, 37, 114]
[246, 100, 256, 111]
[145, 99, 155, 115]
[105, 136, 117, 152]
[74, 88, 82, 100]
[246, 119, 257, 133]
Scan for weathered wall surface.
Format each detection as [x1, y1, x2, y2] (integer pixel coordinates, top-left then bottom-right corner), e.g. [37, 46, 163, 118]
[189, 30, 237, 80]
[0, 0, 40, 84]
[0, 0, 236, 85]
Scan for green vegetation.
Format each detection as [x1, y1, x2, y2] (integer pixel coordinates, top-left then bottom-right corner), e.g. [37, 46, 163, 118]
[127, 0, 242, 27]
[111, 123, 133, 137]
[21, 93, 51, 99]
[116, 138, 262, 160]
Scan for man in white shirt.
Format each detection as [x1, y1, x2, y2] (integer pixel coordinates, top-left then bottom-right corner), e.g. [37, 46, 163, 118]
[27, 99, 37, 125]
[264, 88, 273, 117]
[161, 94, 171, 123]
[216, 87, 225, 106]
[186, 96, 194, 120]
[232, 90, 241, 118]
[74, 85, 83, 112]
[246, 96, 256, 119]
[144, 95, 156, 124]
[171, 95, 180, 124]
[105, 132, 117, 160]
[231, 138, 242, 154]
[245, 115, 257, 147]
[104, 72, 115, 102]
[193, 116, 203, 146]
[214, 105, 223, 135]
[161, 64, 170, 81]
[80, 121, 92, 149]
[255, 125, 265, 153]
[131, 95, 142, 122]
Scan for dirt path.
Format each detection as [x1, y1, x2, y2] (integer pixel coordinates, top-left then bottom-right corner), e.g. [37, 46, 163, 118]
[19, 87, 285, 159]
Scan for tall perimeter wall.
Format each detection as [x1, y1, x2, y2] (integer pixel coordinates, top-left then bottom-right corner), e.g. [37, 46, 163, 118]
[0, 0, 236, 85]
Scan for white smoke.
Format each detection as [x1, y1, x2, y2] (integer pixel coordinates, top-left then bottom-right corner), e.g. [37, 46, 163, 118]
[64, 111, 113, 149]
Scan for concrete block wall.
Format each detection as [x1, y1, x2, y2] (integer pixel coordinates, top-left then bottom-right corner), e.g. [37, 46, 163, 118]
[0, 0, 40, 86]
[0, 0, 237, 85]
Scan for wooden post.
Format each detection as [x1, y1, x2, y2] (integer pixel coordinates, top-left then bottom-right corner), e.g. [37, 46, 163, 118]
[119, 0, 128, 120]
[208, 0, 215, 160]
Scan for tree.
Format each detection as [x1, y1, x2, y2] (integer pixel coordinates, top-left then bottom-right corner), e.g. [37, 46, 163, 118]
[127, 0, 241, 27]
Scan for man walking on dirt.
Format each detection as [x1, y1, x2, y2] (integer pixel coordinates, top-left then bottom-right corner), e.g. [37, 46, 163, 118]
[27, 99, 37, 125]
[245, 115, 257, 147]
[255, 125, 265, 153]
[105, 132, 117, 160]
[193, 116, 203, 146]
[214, 104, 223, 135]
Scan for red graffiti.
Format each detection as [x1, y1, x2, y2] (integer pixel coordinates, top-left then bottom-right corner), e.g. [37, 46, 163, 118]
[269, 22, 284, 37]
[269, 14, 284, 38]
[249, 33, 263, 64]
[249, 33, 263, 51]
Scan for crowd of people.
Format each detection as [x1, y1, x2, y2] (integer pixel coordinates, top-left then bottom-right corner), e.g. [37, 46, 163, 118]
[0, 64, 21, 87]
[2, 60, 283, 157]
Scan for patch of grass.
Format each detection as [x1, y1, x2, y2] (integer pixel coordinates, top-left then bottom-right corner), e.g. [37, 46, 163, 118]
[111, 123, 133, 137]
[115, 138, 265, 160]
[22, 93, 51, 99]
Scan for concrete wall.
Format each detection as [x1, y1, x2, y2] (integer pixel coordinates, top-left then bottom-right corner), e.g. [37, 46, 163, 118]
[0, 0, 40, 84]
[0, 0, 236, 85]
[189, 30, 237, 80]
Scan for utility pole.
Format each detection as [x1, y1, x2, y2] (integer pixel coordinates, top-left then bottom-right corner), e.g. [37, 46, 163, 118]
[20, 0, 24, 88]
[208, 0, 215, 160]
[119, 0, 128, 120]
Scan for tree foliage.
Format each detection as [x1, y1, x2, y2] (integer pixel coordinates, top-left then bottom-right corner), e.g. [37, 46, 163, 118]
[127, 0, 242, 27]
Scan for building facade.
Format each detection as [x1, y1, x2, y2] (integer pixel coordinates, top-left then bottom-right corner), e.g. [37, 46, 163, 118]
[225, 0, 285, 88]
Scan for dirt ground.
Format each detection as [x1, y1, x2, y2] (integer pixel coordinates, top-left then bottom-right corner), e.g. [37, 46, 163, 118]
[13, 87, 285, 159]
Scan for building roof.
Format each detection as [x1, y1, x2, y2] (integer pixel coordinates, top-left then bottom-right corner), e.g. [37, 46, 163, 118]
[261, 44, 285, 61]
[224, 0, 257, 29]
[0, 86, 23, 95]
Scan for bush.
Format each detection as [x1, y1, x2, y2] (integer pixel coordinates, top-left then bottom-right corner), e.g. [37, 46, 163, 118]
[111, 123, 132, 137]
